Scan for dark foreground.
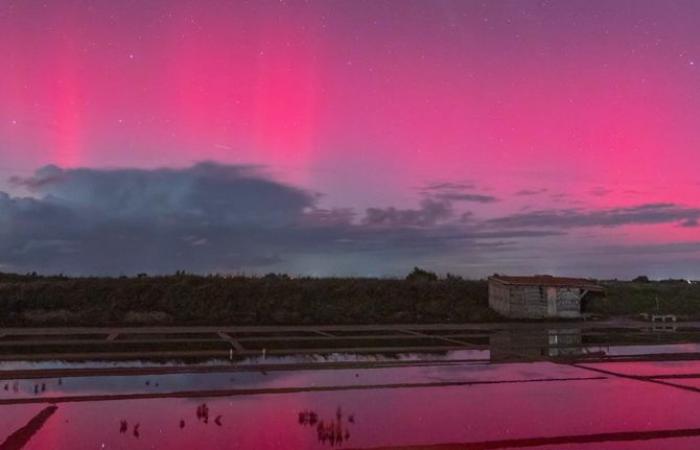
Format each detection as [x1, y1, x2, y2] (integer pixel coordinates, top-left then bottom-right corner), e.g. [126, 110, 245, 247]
[4, 321, 700, 449]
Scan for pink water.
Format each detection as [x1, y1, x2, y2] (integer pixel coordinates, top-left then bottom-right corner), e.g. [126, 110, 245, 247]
[2, 358, 700, 449]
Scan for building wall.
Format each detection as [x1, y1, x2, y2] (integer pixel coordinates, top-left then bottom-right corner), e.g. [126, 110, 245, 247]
[488, 281, 511, 316]
[509, 285, 547, 318]
[554, 288, 583, 318]
[488, 281, 584, 319]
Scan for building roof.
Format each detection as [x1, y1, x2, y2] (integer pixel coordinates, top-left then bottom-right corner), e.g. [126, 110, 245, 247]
[489, 275, 604, 291]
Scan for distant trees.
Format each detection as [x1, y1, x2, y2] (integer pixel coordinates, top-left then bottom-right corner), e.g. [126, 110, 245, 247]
[587, 279, 700, 318]
[405, 267, 438, 282]
[1, 270, 699, 325]
[0, 270, 493, 326]
[263, 273, 291, 281]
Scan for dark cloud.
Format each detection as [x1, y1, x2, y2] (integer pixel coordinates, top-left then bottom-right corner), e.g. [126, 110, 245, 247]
[0, 163, 512, 275]
[1, 163, 319, 273]
[589, 187, 613, 197]
[459, 211, 475, 222]
[486, 203, 700, 229]
[363, 198, 453, 227]
[515, 188, 548, 196]
[2, 163, 698, 277]
[432, 192, 498, 203]
[10, 162, 313, 226]
[421, 181, 476, 191]
[581, 241, 700, 256]
[418, 180, 498, 203]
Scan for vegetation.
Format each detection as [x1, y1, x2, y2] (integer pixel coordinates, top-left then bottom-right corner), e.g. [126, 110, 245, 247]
[0, 269, 494, 326]
[589, 279, 700, 318]
[1, 271, 698, 326]
[405, 267, 439, 282]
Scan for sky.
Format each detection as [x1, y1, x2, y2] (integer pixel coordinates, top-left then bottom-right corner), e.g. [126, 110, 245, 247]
[0, 0, 699, 278]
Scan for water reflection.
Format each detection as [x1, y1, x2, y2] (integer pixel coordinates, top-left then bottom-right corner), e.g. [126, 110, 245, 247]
[196, 403, 224, 427]
[6, 326, 700, 448]
[6, 328, 700, 404]
[489, 327, 700, 363]
[299, 407, 354, 447]
[490, 329, 591, 361]
[196, 403, 210, 423]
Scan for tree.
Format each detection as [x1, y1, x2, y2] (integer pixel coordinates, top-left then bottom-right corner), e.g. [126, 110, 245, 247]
[406, 267, 438, 282]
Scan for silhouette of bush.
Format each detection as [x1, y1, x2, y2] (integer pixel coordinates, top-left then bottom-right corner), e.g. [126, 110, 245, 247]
[405, 267, 438, 282]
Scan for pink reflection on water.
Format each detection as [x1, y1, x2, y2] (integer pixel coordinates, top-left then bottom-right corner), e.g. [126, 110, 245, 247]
[3, 358, 700, 449]
[581, 360, 700, 377]
[1, 375, 699, 449]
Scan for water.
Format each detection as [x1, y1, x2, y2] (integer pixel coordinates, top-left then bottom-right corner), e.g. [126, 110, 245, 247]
[3, 325, 700, 449]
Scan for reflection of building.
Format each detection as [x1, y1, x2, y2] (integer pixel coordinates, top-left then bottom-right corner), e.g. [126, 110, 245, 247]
[488, 275, 604, 319]
[490, 329, 548, 361]
[489, 328, 587, 361]
[545, 329, 585, 357]
[489, 329, 584, 361]
[489, 328, 611, 362]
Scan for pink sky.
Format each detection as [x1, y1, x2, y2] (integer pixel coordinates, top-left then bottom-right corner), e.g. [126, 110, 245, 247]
[0, 0, 699, 277]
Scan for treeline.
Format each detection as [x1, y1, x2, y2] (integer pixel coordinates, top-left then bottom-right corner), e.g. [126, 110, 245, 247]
[591, 279, 700, 318]
[0, 268, 494, 326]
[0, 270, 698, 326]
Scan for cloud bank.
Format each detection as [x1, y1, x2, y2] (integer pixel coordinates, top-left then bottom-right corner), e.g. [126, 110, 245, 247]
[2, 162, 699, 278]
[486, 203, 700, 229]
[1, 163, 506, 275]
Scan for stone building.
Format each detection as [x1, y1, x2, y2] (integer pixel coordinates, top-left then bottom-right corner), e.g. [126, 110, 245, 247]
[488, 275, 604, 319]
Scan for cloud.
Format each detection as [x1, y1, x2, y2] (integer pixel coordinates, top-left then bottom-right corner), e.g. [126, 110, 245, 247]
[0, 163, 513, 275]
[432, 192, 498, 203]
[1, 163, 322, 273]
[421, 181, 476, 191]
[10, 162, 313, 226]
[418, 181, 498, 203]
[514, 188, 548, 196]
[2, 163, 698, 277]
[486, 203, 700, 229]
[589, 186, 613, 197]
[363, 198, 453, 227]
[581, 241, 700, 256]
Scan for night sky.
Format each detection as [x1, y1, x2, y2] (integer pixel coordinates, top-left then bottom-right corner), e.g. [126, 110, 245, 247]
[1, 0, 699, 278]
